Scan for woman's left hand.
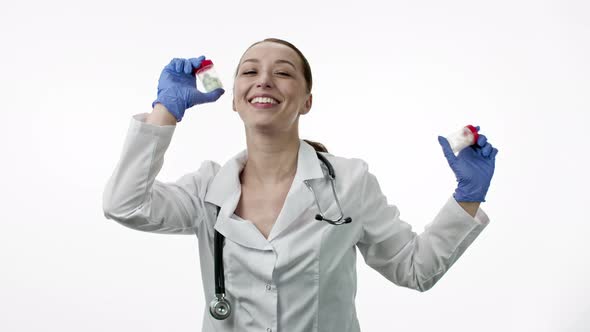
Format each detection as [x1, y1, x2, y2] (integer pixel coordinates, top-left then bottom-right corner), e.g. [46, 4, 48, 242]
[438, 126, 498, 202]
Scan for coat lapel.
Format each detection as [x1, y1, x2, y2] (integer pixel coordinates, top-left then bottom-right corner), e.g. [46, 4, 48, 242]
[267, 141, 325, 241]
[204, 140, 326, 246]
[204, 148, 270, 249]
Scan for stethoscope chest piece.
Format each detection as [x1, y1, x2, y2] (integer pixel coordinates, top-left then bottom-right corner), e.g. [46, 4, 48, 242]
[209, 294, 231, 320]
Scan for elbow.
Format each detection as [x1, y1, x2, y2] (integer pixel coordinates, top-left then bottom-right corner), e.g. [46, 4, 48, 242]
[102, 200, 128, 222]
[382, 265, 441, 292]
[416, 281, 433, 293]
[101, 181, 163, 233]
[102, 195, 115, 219]
[413, 269, 444, 292]
[102, 199, 144, 223]
[102, 200, 156, 232]
[102, 187, 141, 222]
[102, 203, 124, 221]
[102, 189, 122, 220]
[102, 181, 121, 219]
[102, 177, 145, 218]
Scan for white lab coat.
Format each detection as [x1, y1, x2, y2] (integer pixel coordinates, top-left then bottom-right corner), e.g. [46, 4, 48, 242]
[103, 113, 490, 332]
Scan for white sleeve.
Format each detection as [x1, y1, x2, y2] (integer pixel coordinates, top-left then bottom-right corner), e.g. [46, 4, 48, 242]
[102, 113, 215, 235]
[356, 164, 490, 291]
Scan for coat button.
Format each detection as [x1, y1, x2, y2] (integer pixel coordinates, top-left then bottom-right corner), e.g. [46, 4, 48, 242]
[265, 284, 272, 291]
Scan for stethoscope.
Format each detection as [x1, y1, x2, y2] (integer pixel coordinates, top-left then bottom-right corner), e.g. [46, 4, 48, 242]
[209, 151, 352, 320]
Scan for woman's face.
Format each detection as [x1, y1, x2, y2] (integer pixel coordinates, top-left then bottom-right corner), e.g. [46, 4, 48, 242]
[233, 42, 312, 133]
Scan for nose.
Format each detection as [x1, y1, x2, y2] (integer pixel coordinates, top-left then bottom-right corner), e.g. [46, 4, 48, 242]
[256, 71, 273, 88]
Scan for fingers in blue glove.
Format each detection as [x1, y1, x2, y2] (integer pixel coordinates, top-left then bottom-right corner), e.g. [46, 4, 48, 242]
[477, 134, 487, 147]
[491, 148, 498, 159]
[481, 143, 493, 157]
[172, 58, 184, 73]
[189, 56, 206, 72]
[438, 136, 457, 166]
[474, 134, 498, 159]
[201, 88, 225, 103]
[166, 57, 206, 74]
[440, 125, 497, 202]
[188, 88, 225, 106]
[183, 59, 193, 74]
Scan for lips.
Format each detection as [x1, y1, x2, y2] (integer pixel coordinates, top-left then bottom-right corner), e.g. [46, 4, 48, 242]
[248, 94, 281, 104]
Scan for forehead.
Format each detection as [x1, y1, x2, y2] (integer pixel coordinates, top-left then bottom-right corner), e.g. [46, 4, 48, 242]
[239, 42, 302, 69]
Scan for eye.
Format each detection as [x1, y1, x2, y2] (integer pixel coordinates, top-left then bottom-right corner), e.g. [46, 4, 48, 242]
[242, 70, 256, 75]
[276, 72, 291, 77]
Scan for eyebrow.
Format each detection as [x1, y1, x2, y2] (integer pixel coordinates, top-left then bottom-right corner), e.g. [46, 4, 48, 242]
[241, 58, 297, 70]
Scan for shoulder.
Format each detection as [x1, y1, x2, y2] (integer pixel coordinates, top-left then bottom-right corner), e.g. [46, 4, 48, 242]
[178, 160, 221, 180]
[316, 151, 369, 183]
[173, 160, 222, 195]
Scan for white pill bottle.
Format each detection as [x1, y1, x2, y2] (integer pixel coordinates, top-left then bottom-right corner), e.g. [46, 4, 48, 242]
[194, 59, 224, 92]
[446, 125, 479, 154]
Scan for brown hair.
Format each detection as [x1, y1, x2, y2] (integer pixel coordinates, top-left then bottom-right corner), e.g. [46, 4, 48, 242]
[302, 139, 328, 153]
[235, 38, 328, 153]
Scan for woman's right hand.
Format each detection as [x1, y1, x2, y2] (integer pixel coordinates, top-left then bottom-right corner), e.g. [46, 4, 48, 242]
[151, 56, 225, 122]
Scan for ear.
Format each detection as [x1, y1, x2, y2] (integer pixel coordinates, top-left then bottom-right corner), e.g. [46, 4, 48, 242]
[231, 87, 237, 112]
[301, 94, 312, 115]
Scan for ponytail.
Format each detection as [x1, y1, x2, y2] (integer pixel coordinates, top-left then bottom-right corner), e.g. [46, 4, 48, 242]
[303, 139, 328, 153]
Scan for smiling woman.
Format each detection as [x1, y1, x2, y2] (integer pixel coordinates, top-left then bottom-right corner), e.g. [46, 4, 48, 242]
[103, 36, 497, 332]
[233, 38, 328, 160]
[237, 38, 327, 152]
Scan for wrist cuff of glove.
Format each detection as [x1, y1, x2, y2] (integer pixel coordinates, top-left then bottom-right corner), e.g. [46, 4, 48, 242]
[152, 98, 185, 122]
[453, 190, 487, 203]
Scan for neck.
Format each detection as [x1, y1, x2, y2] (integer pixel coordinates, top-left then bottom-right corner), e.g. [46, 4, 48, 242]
[241, 131, 300, 187]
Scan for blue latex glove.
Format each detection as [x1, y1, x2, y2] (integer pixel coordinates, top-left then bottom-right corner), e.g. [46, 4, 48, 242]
[438, 126, 498, 202]
[152, 56, 225, 122]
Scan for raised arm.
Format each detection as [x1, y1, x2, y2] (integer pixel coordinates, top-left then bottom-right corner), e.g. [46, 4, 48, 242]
[355, 168, 489, 292]
[356, 129, 497, 291]
[102, 56, 224, 234]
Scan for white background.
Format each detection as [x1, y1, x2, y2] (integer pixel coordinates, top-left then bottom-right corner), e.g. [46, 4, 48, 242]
[2, 0, 589, 331]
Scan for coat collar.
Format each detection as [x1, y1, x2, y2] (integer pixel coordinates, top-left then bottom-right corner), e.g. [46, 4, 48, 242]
[205, 139, 326, 247]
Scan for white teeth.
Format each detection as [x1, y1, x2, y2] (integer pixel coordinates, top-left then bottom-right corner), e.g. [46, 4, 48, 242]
[250, 97, 278, 104]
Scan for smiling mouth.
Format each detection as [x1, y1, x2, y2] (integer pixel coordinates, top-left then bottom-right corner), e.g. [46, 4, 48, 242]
[248, 96, 280, 105]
